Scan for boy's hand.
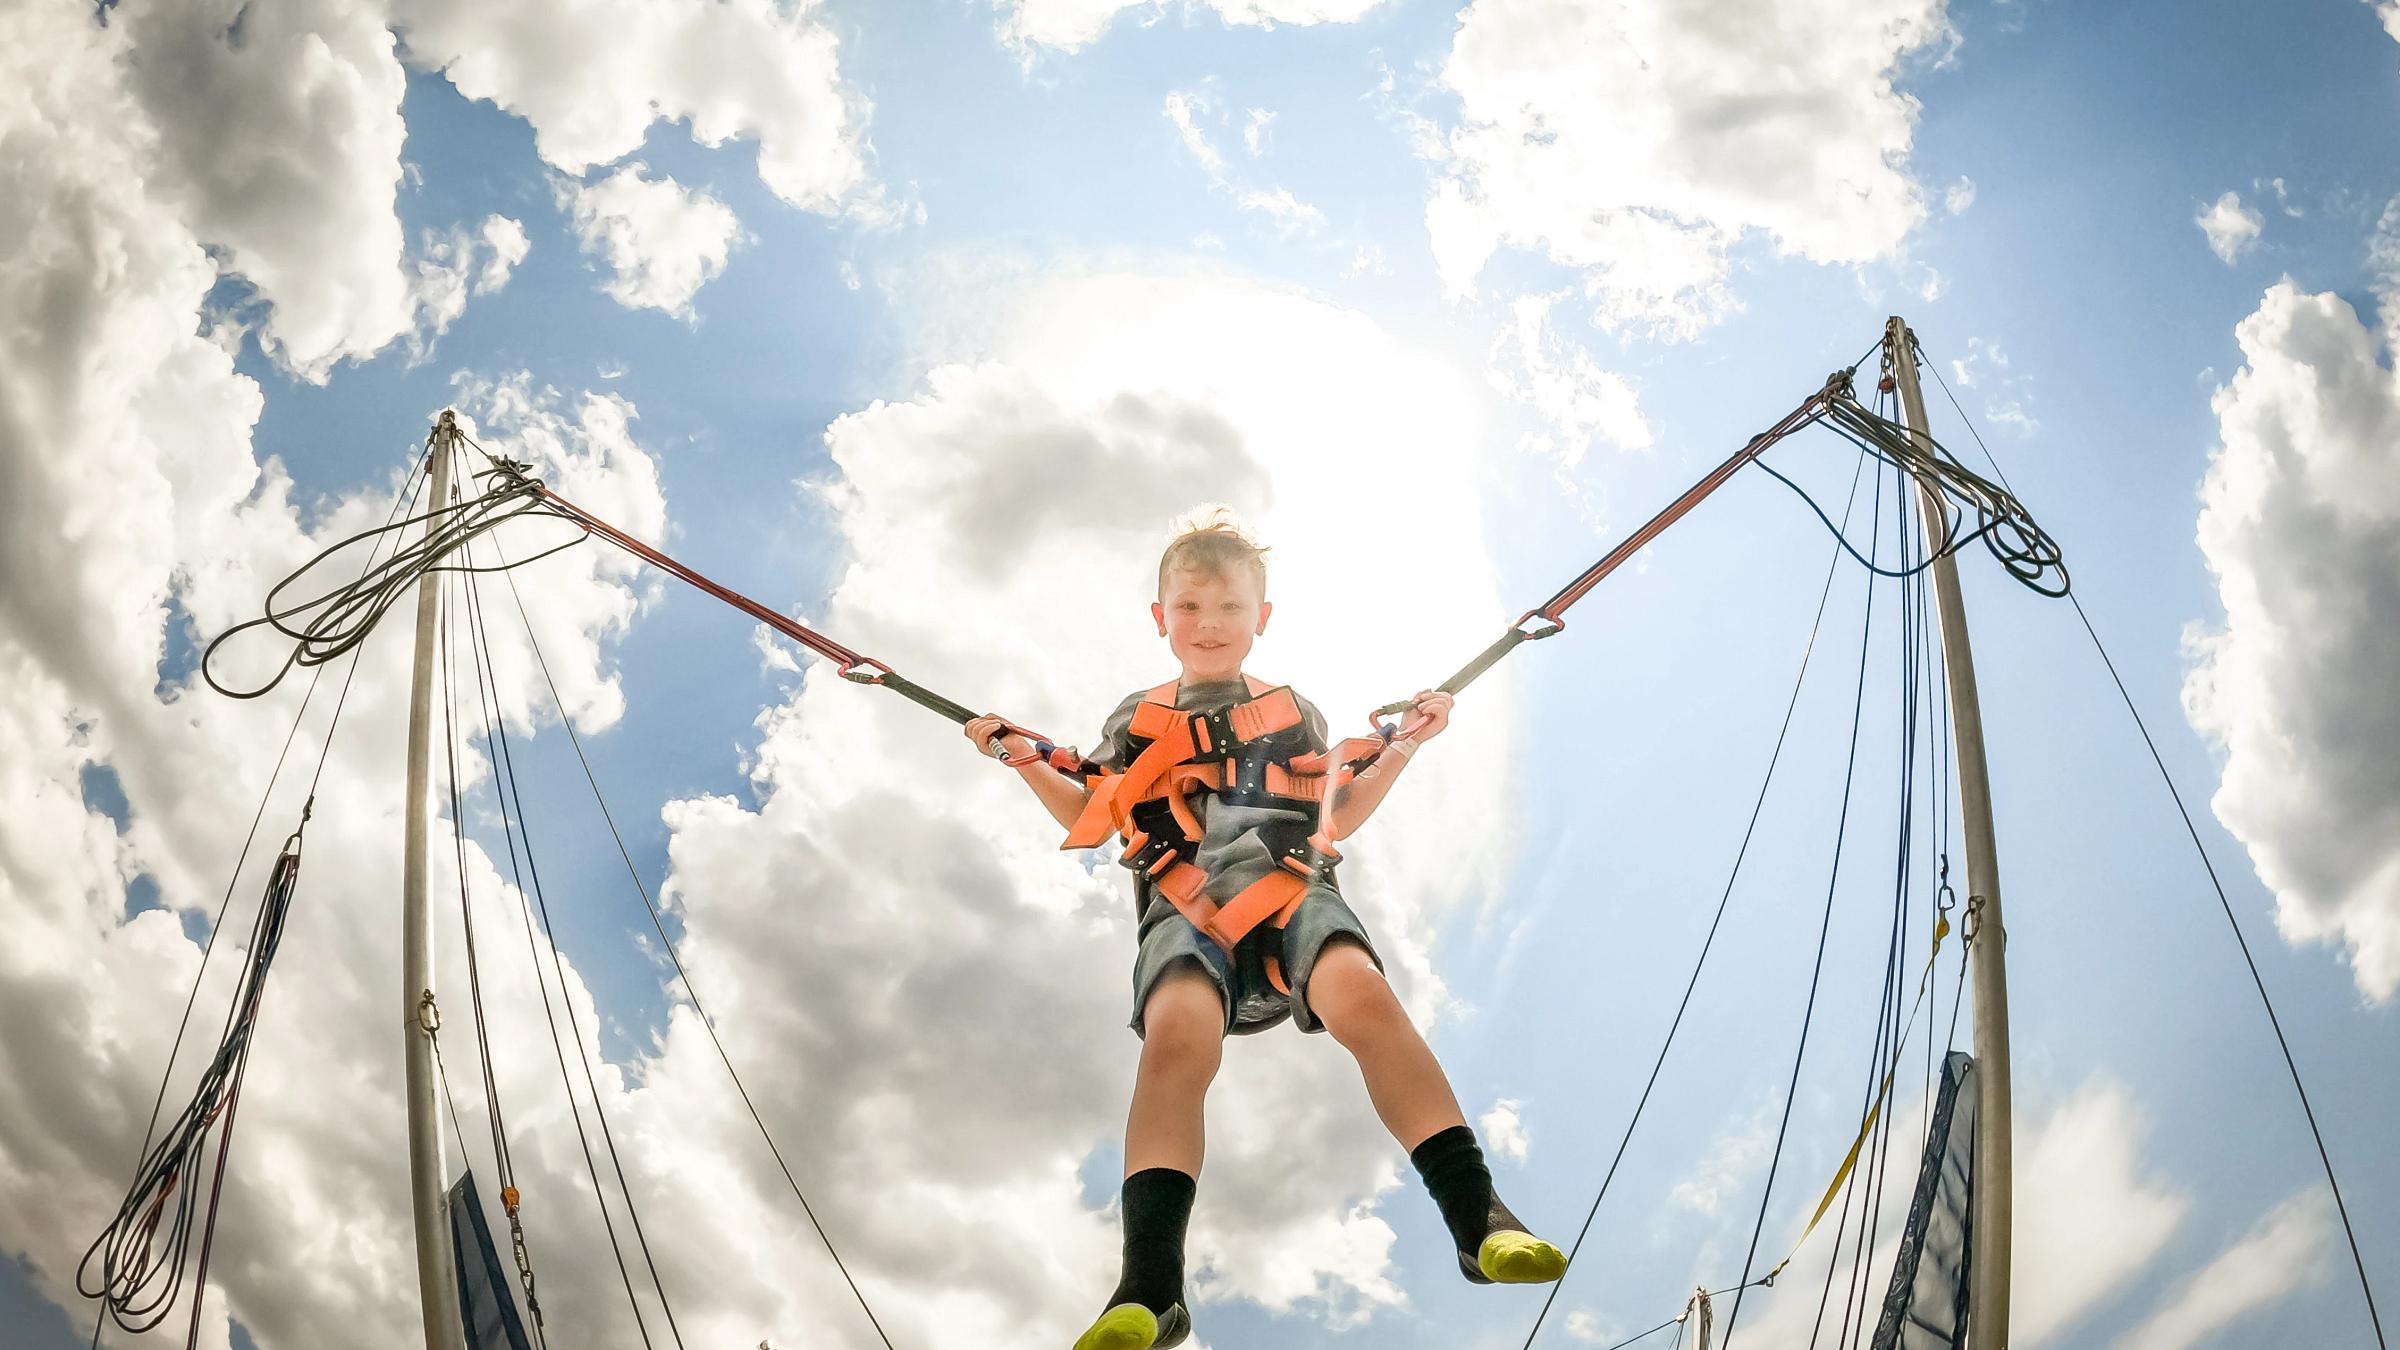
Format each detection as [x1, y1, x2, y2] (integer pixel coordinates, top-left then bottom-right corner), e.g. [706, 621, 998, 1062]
[1407, 690, 1454, 742]
[963, 714, 1027, 762]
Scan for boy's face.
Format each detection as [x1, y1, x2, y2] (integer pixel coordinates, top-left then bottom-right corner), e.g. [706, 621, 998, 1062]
[1152, 567, 1272, 683]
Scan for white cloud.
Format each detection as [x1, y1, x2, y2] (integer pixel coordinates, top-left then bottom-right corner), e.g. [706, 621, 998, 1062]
[388, 0, 886, 218]
[0, 19, 718, 1348]
[1487, 292, 1653, 525]
[1165, 89, 1229, 177]
[1343, 245, 1392, 279]
[2197, 190, 2266, 264]
[1237, 186, 1329, 232]
[1949, 336, 2038, 436]
[1244, 107, 1278, 156]
[116, 0, 414, 382]
[1668, 1104, 1773, 1218]
[1564, 1309, 1612, 1342]
[0, 29, 671, 1350]
[2114, 1189, 2336, 1350]
[1426, 0, 1951, 338]
[2013, 1080, 2188, 1345]
[1946, 176, 1978, 215]
[2371, 0, 2400, 44]
[405, 215, 531, 362]
[1164, 88, 1329, 234]
[561, 166, 745, 318]
[2185, 280, 2400, 1001]
[1479, 1098, 1529, 1164]
[1000, 0, 1390, 53]
[478, 215, 533, 292]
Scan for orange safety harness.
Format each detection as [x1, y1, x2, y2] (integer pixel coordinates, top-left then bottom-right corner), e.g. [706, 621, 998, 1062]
[1054, 676, 1392, 994]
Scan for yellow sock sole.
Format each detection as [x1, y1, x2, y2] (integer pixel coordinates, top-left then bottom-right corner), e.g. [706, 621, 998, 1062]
[1478, 1230, 1567, 1284]
[1073, 1303, 1161, 1350]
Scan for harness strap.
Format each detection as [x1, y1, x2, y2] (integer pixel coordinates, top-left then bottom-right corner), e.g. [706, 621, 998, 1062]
[1066, 679, 1383, 1002]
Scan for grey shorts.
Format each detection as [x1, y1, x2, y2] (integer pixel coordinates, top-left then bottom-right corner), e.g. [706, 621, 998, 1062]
[1129, 888, 1382, 1038]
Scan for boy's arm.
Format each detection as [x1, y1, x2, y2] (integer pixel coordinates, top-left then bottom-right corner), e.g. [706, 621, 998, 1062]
[964, 714, 1097, 832]
[1326, 690, 1452, 841]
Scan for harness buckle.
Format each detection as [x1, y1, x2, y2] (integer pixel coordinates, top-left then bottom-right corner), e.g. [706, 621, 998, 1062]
[1190, 706, 1238, 760]
[1124, 835, 1182, 878]
[1278, 837, 1342, 881]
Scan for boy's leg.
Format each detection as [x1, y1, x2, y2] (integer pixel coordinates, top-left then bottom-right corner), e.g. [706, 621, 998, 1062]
[1306, 938, 1564, 1286]
[1079, 963, 1223, 1350]
[1304, 938, 1464, 1143]
[1125, 963, 1226, 1176]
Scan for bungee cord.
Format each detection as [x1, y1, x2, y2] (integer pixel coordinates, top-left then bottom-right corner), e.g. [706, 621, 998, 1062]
[1372, 357, 2066, 736]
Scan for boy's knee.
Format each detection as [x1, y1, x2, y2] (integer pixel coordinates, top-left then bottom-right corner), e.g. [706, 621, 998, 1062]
[1140, 966, 1226, 1065]
[1309, 940, 1398, 1037]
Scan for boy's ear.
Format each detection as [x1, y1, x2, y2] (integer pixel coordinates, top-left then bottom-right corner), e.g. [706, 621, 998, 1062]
[1150, 600, 1167, 636]
[1255, 599, 1273, 635]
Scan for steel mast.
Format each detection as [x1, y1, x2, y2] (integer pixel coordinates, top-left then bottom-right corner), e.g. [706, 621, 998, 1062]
[403, 412, 469, 1350]
[1887, 317, 2013, 1347]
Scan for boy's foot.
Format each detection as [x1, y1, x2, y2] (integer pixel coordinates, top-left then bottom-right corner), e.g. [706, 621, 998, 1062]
[1459, 1229, 1567, 1286]
[1072, 1300, 1190, 1350]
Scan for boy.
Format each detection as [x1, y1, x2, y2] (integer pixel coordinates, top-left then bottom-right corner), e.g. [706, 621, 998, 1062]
[965, 517, 1563, 1350]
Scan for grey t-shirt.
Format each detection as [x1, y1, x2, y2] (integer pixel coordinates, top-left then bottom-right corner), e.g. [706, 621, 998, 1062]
[1087, 677, 1338, 923]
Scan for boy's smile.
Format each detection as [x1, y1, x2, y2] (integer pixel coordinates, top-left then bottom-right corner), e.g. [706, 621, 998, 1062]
[1152, 568, 1272, 684]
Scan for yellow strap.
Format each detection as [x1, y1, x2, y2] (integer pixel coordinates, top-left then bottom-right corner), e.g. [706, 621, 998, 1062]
[1773, 913, 1951, 1277]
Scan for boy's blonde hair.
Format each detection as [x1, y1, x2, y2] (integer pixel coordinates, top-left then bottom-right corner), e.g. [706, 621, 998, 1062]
[1157, 509, 1269, 597]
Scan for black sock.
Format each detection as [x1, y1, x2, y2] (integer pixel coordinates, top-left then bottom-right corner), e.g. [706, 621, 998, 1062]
[1106, 1168, 1195, 1316]
[1410, 1125, 1521, 1255]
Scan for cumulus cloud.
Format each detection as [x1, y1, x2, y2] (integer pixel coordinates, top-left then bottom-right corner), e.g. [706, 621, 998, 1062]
[1717, 1077, 2187, 1350]
[2371, 0, 2400, 44]
[1945, 176, 1978, 215]
[115, 0, 414, 382]
[1667, 1104, 1773, 1218]
[2114, 1189, 2336, 1350]
[645, 265, 1523, 1339]
[388, 0, 886, 218]
[560, 166, 745, 318]
[2185, 280, 2400, 1000]
[1479, 1098, 1529, 1164]
[2197, 190, 2265, 264]
[2012, 1080, 2188, 1345]
[1000, 0, 1390, 53]
[1425, 0, 1951, 339]
[405, 215, 531, 362]
[0, 14, 754, 1349]
[0, 22, 670, 1350]
[1487, 292, 1653, 521]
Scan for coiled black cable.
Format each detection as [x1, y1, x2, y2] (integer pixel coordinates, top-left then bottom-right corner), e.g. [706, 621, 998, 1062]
[77, 826, 304, 1345]
[199, 440, 581, 700]
[1751, 390, 2069, 599]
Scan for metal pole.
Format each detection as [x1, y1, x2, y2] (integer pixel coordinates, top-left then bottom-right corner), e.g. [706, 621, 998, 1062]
[1886, 318, 2012, 1348]
[403, 413, 468, 1350]
[1691, 1286, 1714, 1350]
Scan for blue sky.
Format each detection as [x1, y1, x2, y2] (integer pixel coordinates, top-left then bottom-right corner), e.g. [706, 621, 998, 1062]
[4, 1, 2397, 1347]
